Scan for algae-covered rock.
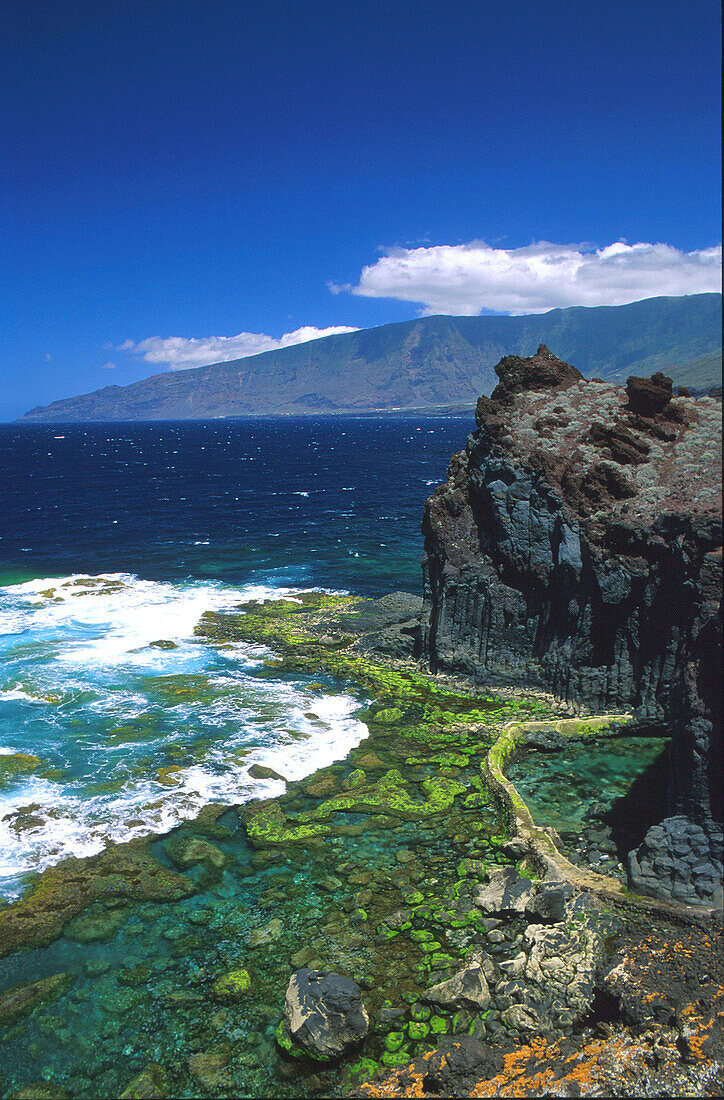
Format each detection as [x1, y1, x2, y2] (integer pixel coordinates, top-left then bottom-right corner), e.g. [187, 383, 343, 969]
[304, 775, 338, 798]
[248, 763, 287, 782]
[248, 917, 283, 946]
[0, 837, 193, 957]
[211, 968, 252, 1001]
[9, 1085, 70, 1100]
[342, 768, 367, 790]
[119, 1063, 171, 1099]
[187, 1046, 232, 1090]
[164, 836, 227, 871]
[374, 708, 403, 725]
[0, 972, 74, 1025]
[65, 905, 128, 943]
[0, 753, 43, 785]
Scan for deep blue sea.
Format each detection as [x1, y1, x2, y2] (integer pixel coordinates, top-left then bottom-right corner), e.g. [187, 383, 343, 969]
[0, 417, 470, 898]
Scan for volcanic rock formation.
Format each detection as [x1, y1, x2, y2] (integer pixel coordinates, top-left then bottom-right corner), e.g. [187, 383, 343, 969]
[422, 345, 722, 906]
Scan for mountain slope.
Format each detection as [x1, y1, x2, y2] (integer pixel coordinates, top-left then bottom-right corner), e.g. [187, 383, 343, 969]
[19, 293, 722, 422]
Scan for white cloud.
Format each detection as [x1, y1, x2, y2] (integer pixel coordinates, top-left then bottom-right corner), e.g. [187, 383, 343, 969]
[340, 240, 722, 315]
[120, 325, 359, 371]
[99, 360, 116, 370]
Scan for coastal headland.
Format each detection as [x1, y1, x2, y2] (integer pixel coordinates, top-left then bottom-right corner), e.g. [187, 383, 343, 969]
[0, 350, 722, 1099]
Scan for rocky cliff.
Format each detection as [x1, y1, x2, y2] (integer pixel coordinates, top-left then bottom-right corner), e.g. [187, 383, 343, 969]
[422, 346, 722, 906]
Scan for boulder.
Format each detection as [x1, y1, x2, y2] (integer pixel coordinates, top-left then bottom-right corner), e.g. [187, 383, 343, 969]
[282, 969, 369, 1060]
[475, 866, 536, 913]
[423, 953, 492, 1010]
[625, 372, 673, 417]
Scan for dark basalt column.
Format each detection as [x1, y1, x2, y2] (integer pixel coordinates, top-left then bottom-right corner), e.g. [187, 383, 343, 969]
[422, 347, 722, 907]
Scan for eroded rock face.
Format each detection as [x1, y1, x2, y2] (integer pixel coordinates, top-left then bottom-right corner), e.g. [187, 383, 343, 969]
[422, 349, 722, 906]
[282, 969, 369, 1060]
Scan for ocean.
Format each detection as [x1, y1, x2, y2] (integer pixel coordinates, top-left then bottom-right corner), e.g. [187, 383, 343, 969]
[0, 417, 470, 899]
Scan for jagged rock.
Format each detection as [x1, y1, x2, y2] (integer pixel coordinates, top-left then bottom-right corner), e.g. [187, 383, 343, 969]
[523, 918, 604, 1025]
[626, 372, 673, 417]
[475, 866, 536, 913]
[490, 344, 584, 404]
[422, 352, 722, 903]
[282, 969, 369, 1059]
[628, 815, 723, 908]
[524, 880, 574, 923]
[501, 1004, 542, 1031]
[423, 953, 492, 1010]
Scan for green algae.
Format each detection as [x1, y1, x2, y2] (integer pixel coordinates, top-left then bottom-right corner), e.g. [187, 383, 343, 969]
[0, 588, 635, 1097]
[0, 754, 44, 786]
[211, 967, 252, 1001]
[0, 839, 193, 957]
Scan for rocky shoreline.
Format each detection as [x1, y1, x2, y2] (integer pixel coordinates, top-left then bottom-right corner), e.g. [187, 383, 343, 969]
[1, 590, 721, 1098]
[1, 351, 722, 1097]
[422, 348, 722, 911]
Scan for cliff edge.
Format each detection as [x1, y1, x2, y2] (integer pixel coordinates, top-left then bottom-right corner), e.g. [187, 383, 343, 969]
[422, 346, 722, 907]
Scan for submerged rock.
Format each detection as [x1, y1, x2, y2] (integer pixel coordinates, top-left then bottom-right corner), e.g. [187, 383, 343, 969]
[118, 1063, 171, 1099]
[0, 972, 73, 1025]
[282, 969, 369, 1060]
[64, 905, 128, 943]
[211, 967, 252, 1001]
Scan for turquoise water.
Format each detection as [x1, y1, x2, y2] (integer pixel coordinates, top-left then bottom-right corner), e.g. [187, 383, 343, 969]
[0, 418, 470, 899]
[508, 734, 670, 833]
[0, 573, 369, 900]
[0, 794, 500, 1098]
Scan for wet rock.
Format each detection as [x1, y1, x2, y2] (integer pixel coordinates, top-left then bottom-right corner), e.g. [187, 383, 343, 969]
[211, 967, 252, 1001]
[64, 905, 128, 943]
[282, 969, 369, 1060]
[9, 1086, 70, 1100]
[0, 972, 74, 1025]
[0, 838, 193, 956]
[119, 1063, 170, 1099]
[248, 763, 287, 782]
[164, 836, 227, 871]
[187, 1046, 231, 1090]
[248, 917, 283, 946]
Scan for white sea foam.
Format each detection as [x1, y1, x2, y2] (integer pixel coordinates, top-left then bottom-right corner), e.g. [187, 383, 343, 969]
[0, 572, 367, 897]
[0, 686, 48, 704]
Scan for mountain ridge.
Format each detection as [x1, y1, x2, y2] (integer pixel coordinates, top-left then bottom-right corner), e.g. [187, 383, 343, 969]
[18, 293, 722, 422]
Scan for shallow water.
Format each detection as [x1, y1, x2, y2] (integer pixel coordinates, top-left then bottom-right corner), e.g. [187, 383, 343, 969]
[508, 734, 670, 833]
[0, 793, 501, 1098]
[0, 417, 470, 897]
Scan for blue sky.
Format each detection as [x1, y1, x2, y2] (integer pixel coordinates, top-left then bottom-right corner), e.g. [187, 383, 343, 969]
[2, 0, 721, 419]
